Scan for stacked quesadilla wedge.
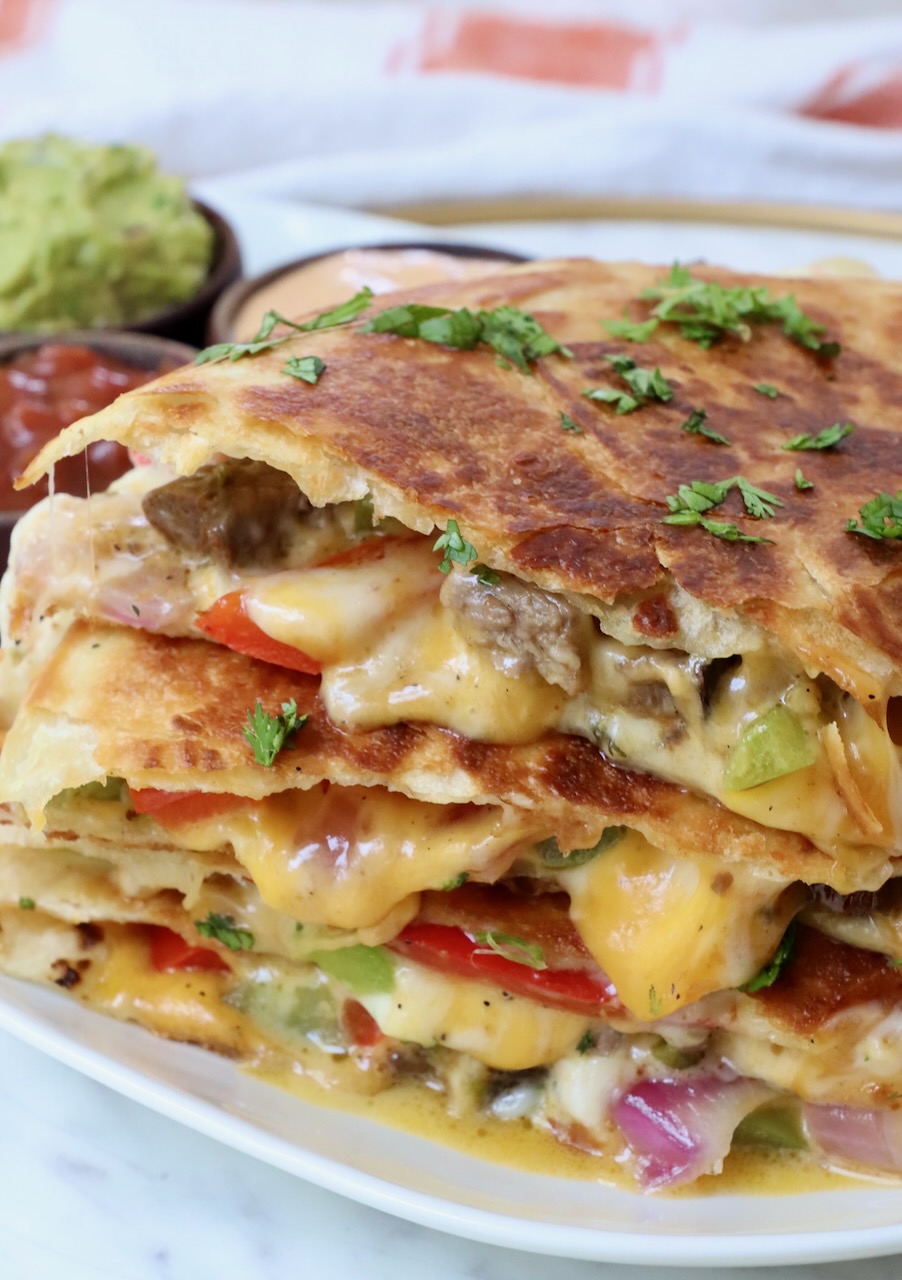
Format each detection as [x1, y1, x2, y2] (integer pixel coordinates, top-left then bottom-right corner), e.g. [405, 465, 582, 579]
[3, 259, 902, 1190]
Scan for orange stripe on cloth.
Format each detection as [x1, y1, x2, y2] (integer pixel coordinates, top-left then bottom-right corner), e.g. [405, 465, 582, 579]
[0, 0, 56, 57]
[388, 12, 679, 91]
[800, 59, 902, 129]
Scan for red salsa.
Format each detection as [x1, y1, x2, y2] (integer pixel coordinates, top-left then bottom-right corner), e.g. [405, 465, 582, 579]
[0, 343, 162, 511]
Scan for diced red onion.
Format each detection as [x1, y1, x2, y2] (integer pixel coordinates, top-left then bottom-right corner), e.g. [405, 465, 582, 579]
[612, 1076, 772, 1190]
[805, 1103, 902, 1172]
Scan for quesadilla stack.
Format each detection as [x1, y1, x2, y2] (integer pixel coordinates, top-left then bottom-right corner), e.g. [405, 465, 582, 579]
[3, 258, 902, 1190]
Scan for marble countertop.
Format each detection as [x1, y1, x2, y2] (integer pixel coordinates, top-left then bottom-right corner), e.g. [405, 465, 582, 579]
[0, 1026, 900, 1280]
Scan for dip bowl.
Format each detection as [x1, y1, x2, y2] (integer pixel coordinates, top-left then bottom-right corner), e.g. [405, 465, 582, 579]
[209, 240, 529, 344]
[0, 330, 197, 570]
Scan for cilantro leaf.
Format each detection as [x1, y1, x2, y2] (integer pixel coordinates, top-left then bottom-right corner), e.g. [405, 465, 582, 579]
[602, 312, 660, 342]
[754, 383, 781, 399]
[18, 897, 35, 910]
[195, 912, 255, 952]
[665, 479, 732, 514]
[283, 355, 325, 384]
[663, 475, 778, 543]
[296, 288, 374, 331]
[846, 490, 902, 541]
[633, 264, 840, 355]
[663, 510, 773, 544]
[243, 699, 308, 767]
[362, 302, 570, 373]
[583, 386, 641, 415]
[434, 519, 478, 573]
[560, 412, 583, 434]
[680, 407, 730, 446]
[734, 476, 783, 519]
[609, 358, 673, 403]
[472, 931, 547, 970]
[576, 1031, 595, 1054]
[195, 291, 373, 365]
[740, 922, 797, 993]
[795, 468, 814, 492]
[782, 421, 854, 452]
[361, 303, 458, 339]
[470, 561, 500, 586]
[478, 305, 572, 373]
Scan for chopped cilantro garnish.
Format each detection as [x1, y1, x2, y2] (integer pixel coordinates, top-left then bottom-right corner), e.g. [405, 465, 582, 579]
[195, 912, 255, 952]
[663, 475, 780, 544]
[734, 476, 783, 519]
[794, 468, 814, 492]
[583, 386, 640, 415]
[602, 312, 659, 343]
[606, 354, 673, 403]
[560, 412, 583, 434]
[195, 290, 373, 364]
[362, 303, 571, 374]
[664, 511, 773, 544]
[576, 1031, 595, 1054]
[471, 562, 500, 586]
[283, 354, 325, 384]
[782, 421, 854, 452]
[473, 931, 547, 970]
[846, 491, 902, 541]
[18, 897, 35, 910]
[739, 922, 797, 993]
[680, 407, 729, 446]
[754, 383, 781, 399]
[243, 699, 308, 767]
[434, 519, 478, 573]
[605, 263, 840, 355]
[584, 356, 672, 417]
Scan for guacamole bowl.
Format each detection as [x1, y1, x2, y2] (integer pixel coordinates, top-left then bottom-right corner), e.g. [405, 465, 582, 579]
[0, 137, 242, 347]
[129, 200, 242, 347]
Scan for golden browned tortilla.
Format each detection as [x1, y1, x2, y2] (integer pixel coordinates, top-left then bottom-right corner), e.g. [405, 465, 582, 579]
[0, 617, 883, 896]
[21, 260, 902, 704]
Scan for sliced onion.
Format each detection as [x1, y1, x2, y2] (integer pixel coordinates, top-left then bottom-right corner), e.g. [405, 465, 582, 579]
[805, 1103, 902, 1173]
[96, 577, 194, 633]
[612, 1076, 773, 1190]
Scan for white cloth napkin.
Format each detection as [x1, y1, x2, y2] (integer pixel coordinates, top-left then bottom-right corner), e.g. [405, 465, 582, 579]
[3, 1, 902, 210]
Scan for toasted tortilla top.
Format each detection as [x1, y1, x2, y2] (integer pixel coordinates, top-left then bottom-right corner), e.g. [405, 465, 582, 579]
[0, 618, 889, 895]
[21, 258, 902, 697]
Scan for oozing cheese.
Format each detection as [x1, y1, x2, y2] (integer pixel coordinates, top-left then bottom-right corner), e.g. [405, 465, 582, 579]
[167, 786, 542, 932]
[360, 957, 591, 1071]
[10, 479, 902, 853]
[564, 831, 800, 1018]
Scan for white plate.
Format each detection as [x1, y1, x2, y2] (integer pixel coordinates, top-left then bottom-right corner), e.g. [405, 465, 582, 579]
[5, 194, 902, 1268]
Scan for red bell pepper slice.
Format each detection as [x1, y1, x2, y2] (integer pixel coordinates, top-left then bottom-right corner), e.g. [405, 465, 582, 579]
[130, 788, 250, 827]
[389, 923, 619, 1016]
[196, 590, 321, 674]
[148, 925, 230, 973]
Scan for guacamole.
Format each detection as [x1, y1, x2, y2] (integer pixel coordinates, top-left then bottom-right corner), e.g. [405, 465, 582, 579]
[0, 135, 214, 331]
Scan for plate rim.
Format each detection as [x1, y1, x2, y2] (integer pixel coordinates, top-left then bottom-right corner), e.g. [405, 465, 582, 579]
[5, 190, 902, 1269]
[2, 977, 902, 1269]
[371, 194, 902, 240]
